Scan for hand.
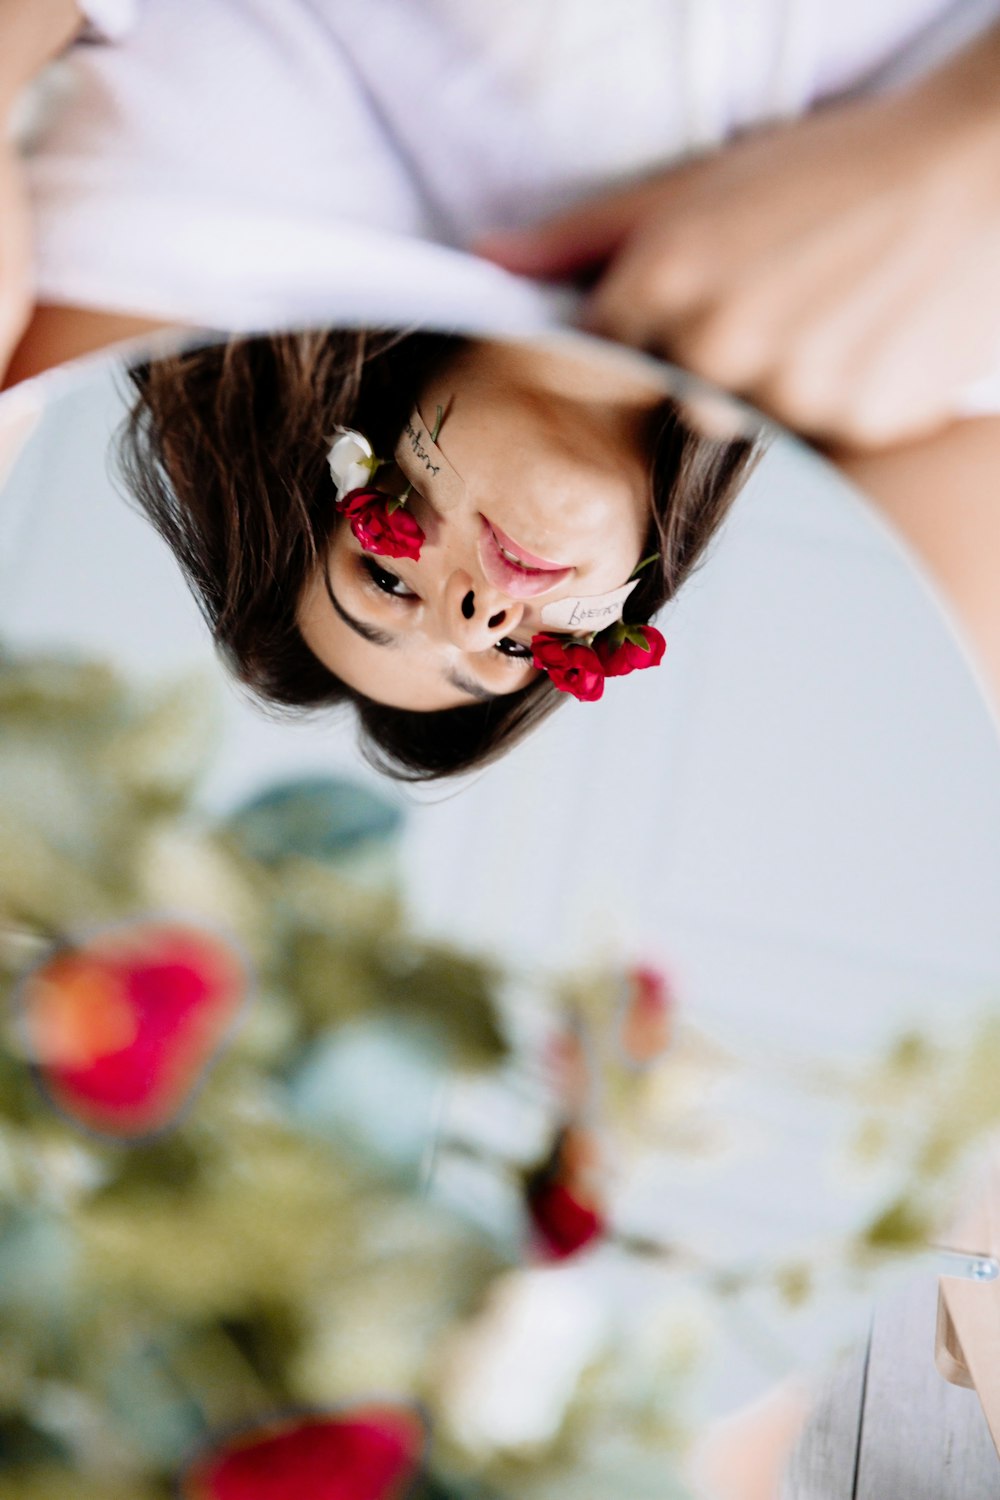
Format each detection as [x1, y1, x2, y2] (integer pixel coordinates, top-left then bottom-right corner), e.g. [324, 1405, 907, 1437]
[0, 0, 91, 385]
[0, 133, 33, 382]
[479, 31, 1000, 451]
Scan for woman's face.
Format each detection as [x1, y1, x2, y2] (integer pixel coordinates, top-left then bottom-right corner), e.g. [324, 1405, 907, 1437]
[297, 340, 665, 711]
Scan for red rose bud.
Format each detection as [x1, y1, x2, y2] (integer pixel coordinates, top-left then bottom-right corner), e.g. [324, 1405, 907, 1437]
[337, 488, 424, 561]
[183, 1408, 425, 1500]
[530, 633, 605, 702]
[526, 1179, 606, 1260]
[21, 921, 248, 1138]
[594, 624, 666, 677]
[525, 1126, 607, 1260]
[618, 964, 675, 1066]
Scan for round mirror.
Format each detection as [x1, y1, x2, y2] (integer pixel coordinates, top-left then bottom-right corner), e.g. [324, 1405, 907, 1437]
[2, 327, 1000, 1497]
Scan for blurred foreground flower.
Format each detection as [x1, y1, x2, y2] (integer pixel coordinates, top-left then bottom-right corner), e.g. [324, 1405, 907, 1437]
[19, 920, 248, 1137]
[618, 964, 675, 1068]
[183, 1407, 425, 1500]
[525, 1125, 607, 1260]
[431, 1267, 607, 1456]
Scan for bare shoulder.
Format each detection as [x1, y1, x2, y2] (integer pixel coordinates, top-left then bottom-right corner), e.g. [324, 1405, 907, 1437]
[1, 303, 179, 389]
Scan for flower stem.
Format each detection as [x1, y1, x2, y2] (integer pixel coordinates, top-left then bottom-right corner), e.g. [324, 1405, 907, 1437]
[397, 405, 446, 509]
[629, 553, 660, 580]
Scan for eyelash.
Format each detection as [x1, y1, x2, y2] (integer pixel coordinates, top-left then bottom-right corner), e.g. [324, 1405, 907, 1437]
[360, 556, 415, 600]
[493, 637, 534, 662]
[358, 557, 535, 665]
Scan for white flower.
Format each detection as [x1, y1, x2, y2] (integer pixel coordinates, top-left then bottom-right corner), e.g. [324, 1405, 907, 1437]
[432, 1266, 608, 1456]
[327, 426, 379, 501]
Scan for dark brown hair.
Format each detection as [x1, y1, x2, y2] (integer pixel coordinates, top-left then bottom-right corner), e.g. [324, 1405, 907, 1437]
[118, 329, 759, 780]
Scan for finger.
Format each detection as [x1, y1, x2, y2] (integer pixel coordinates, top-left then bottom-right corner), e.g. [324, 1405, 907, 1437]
[0, 293, 32, 389]
[584, 229, 714, 352]
[474, 177, 670, 281]
[0, 218, 34, 384]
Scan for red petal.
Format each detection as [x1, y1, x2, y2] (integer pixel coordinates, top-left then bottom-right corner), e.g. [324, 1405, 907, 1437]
[185, 1409, 425, 1500]
[22, 923, 248, 1137]
[527, 1180, 605, 1259]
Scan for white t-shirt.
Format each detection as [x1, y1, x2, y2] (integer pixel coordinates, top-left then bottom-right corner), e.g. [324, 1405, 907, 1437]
[22, 0, 1000, 404]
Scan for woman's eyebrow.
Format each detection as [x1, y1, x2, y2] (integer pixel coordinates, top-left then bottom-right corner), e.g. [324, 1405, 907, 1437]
[324, 568, 398, 648]
[324, 566, 499, 704]
[447, 671, 498, 704]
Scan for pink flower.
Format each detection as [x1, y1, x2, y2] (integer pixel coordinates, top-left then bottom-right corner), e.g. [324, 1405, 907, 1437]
[530, 633, 605, 702]
[184, 1408, 425, 1500]
[337, 488, 424, 562]
[594, 624, 666, 677]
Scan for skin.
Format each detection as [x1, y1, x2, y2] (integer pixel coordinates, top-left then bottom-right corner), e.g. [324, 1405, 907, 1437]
[296, 339, 664, 710]
[0, 3, 172, 390]
[479, 22, 1000, 454]
[0, 1, 83, 369]
[688, 1380, 813, 1500]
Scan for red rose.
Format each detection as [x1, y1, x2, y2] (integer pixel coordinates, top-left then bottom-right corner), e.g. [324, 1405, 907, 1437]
[530, 633, 605, 702]
[20, 921, 248, 1138]
[184, 1408, 425, 1500]
[337, 488, 424, 562]
[594, 625, 666, 677]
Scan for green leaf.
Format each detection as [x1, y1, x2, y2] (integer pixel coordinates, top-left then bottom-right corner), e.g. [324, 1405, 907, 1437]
[376, 943, 507, 1065]
[226, 777, 403, 866]
[595, 622, 627, 649]
[862, 1197, 932, 1251]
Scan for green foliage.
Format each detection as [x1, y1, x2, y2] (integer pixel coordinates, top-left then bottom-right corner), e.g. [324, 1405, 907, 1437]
[0, 650, 514, 1491]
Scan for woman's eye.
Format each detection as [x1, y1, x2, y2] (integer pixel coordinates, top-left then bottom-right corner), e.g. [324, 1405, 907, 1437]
[494, 636, 534, 662]
[361, 556, 417, 599]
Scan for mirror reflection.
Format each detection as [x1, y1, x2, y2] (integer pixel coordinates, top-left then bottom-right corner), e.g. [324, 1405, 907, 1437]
[4, 331, 1000, 1498]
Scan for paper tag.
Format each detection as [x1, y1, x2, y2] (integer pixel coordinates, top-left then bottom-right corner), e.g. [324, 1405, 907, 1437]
[394, 405, 465, 510]
[540, 580, 639, 632]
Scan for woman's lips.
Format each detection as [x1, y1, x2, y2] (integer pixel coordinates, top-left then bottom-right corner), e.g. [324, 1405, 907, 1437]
[486, 518, 566, 571]
[478, 517, 573, 599]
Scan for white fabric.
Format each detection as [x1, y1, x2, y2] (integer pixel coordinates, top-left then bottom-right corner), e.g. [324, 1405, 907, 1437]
[76, 0, 137, 42]
[22, 0, 1000, 408]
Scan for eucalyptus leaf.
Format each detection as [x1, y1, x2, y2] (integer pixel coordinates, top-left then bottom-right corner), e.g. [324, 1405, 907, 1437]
[226, 776, 403, 866]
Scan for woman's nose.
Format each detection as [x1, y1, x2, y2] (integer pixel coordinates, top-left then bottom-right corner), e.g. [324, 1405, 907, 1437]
[438, 572, 525, 650]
